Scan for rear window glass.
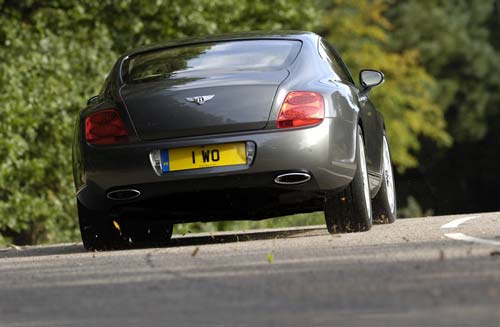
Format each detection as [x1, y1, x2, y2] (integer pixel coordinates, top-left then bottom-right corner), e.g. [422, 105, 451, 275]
[121, 40, 302, 84]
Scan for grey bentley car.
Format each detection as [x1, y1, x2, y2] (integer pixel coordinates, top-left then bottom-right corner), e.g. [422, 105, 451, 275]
[73, 31, 397, 250]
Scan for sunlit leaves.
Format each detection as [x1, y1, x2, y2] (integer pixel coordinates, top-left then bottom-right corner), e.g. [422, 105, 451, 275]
[389, 0, 500, 142]
[0, 0, 320, 245]
[321, 0, 452, 171]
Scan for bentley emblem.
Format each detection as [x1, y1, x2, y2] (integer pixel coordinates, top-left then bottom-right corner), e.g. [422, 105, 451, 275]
[185, 94, 215, 105]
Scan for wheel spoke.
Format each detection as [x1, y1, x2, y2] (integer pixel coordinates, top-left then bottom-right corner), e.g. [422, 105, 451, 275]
[383, 136, 395, 214]
[358, 131, 371, 219]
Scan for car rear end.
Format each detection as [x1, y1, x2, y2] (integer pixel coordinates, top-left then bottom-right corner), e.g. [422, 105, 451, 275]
[74, 36, 356, 223]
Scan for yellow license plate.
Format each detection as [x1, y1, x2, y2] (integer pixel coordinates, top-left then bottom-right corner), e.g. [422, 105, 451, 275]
[161, 143, 246, 172]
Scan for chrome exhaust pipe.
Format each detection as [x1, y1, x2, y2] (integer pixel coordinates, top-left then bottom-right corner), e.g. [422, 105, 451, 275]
[107, 189, 141, 201]
[274, 172, 311, 185]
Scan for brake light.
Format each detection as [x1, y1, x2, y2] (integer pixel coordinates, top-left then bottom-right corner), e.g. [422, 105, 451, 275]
[85, 109, 128, 145]
[277, 91, 324, 128]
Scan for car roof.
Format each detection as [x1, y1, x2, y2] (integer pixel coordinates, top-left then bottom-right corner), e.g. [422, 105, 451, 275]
[121, 31, 320, 58]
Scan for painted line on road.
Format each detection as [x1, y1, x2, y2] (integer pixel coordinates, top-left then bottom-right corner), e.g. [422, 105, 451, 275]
[440, 215, 479, 229]
[441, 215, 500, 246]
[444, 233, 500, 246]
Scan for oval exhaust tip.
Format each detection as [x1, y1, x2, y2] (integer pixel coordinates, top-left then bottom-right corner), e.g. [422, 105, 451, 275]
[274, 172, 311, 185]
[107, 189, 141, 201]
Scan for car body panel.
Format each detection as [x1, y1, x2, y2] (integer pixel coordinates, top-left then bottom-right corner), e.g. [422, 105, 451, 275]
[76, 117, 356, 211]
[119, 70, 289, 140]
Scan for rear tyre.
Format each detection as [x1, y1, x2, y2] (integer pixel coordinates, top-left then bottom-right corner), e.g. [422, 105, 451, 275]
[77, 200, 125, 251]
[372, 133, 397, 224]
[324, 125, 372, 233]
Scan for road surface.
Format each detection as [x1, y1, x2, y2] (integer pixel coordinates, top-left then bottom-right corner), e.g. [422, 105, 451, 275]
[1, 212, 500, 326]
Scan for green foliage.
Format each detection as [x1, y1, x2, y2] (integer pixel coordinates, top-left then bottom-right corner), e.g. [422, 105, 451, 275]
[389, 0, 500, 142]
[321, 0, 452, 170]
[388, 0, 500, 215]
[397, 196, 434, 219]
[2, 0, 496, 245]
[96, 0, 319, 53]
[0, 0, 320, 244]
[174, 212, 325, 235]
[0, 4, 116, 244]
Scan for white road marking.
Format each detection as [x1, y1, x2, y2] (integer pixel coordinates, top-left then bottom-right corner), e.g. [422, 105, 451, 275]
[441, 215, 500, 246]
[440, 216, 479, 229]
[441, 216, 500, 245]
[444, 233, 500, 246]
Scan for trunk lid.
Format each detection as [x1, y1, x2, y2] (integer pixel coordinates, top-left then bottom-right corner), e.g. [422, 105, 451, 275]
[119, 70, 289, 140]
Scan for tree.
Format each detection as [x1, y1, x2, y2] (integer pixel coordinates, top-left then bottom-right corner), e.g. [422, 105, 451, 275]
[387, 0, 500, 215]
[389, 0, 500, 141]
[320, 0, 452, 170]
[388, 0, 500, 214]
[0, 2, 117, 245]
[0, 0, 320, 245]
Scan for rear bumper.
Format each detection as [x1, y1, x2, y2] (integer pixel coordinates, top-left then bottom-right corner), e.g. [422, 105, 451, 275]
[75, 117, 357, 213]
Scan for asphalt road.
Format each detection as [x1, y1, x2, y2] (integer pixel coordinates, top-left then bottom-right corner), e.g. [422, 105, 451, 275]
[1, 212, 500, 327]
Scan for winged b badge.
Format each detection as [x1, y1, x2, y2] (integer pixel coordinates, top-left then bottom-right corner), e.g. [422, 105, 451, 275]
[185, 94, 215, 105]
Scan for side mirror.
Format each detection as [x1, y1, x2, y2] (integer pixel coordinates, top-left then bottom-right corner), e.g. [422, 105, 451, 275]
[87, 95, 100, 106]
[359, 69, 384, 88]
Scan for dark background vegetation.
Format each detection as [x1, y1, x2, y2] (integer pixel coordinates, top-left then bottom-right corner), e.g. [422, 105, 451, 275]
[0, 0, 499, 245]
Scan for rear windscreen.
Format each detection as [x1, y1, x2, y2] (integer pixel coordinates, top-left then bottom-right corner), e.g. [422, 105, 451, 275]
[121, 40, 302, 84]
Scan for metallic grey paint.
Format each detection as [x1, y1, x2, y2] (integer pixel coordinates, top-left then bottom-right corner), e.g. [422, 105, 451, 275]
[73, 31, 388, 223]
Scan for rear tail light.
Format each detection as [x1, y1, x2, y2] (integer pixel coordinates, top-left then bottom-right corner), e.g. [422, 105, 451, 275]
[85, 109, 128, 145]
[277, 91, 325, 128]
